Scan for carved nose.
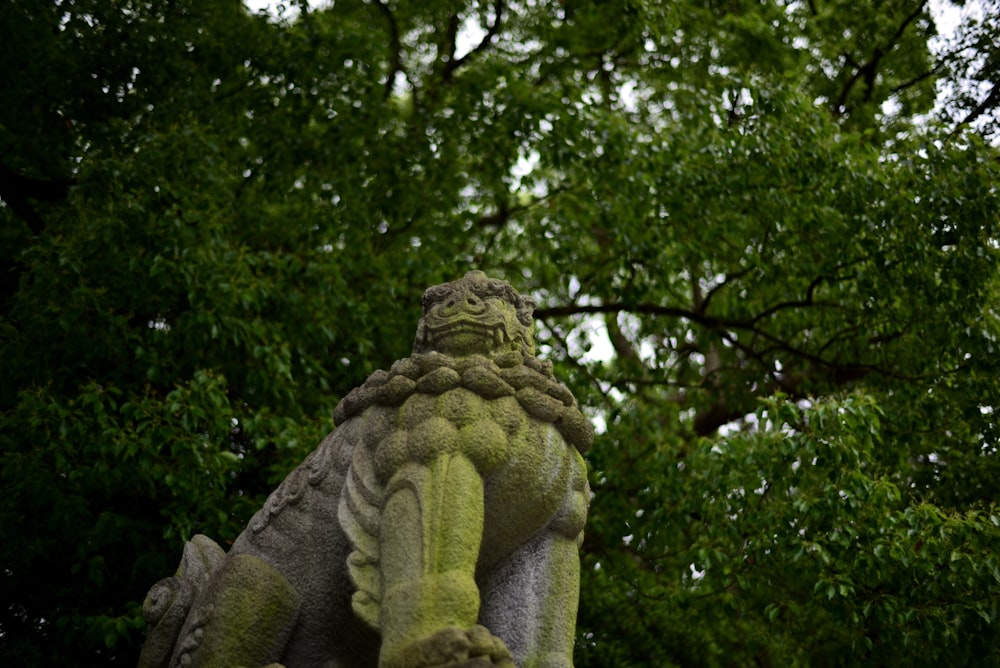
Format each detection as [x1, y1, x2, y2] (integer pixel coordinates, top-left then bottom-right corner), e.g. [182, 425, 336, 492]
[440, 291, 486, 316]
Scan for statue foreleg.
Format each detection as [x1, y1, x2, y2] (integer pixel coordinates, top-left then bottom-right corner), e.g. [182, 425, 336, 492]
[525, 530, 582, 668]
[169, 553, 301, 668]
[523, 476, 588, 668]
[476, 528, 583, 668]
[378, 454, 513, 668]
[479, 453, 589, 668]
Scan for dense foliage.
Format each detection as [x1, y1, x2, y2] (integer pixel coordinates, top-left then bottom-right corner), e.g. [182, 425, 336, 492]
[2, 0, 999, 665]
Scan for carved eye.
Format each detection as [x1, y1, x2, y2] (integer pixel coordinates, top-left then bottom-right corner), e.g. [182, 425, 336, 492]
[445, 294, 482, 308]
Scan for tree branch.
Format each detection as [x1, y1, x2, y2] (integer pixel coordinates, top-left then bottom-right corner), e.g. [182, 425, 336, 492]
[535, 299, 901, 383]
[536, 302, 724, 326]
[699, 266, 755, 314]
[440, 12, 461, 78]
[749, 271, 852, 326]
[473, 183, 572, 229]
[887, 1, 929, 51]
[536, 320, 615, 403]
[373, 0, 408, 99]
[605, 312, 639, 361]
[832, 1, 929, 113]
[890, 62, 944, 96]
[443, 0, 504, 81]
[949, 80, 1000, 138]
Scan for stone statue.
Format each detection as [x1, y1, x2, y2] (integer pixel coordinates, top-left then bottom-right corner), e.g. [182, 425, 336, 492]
[138, 271, 592, 668]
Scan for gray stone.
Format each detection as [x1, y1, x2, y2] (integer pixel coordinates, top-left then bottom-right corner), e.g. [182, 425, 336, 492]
[139, 271, 592, 668]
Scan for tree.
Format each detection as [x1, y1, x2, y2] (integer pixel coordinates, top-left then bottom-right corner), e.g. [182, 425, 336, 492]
[1, 0, 998, 665]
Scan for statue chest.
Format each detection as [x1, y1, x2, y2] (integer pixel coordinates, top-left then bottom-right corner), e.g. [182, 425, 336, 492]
[361, 388, 584, 566]
[359, 388, 582, 521]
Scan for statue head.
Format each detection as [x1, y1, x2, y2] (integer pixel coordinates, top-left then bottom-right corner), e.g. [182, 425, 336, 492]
[413, 271, 536, 358]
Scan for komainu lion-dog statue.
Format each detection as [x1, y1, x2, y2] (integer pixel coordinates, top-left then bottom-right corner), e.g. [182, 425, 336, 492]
[138, 271, 592, 668]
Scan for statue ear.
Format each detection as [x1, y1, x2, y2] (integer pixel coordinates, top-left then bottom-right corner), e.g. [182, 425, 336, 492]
[413, 319, 429, 353]
[517, 297, 535, 328]
[520, 323, 536, 357]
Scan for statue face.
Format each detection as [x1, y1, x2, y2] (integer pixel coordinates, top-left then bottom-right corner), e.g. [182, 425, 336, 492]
[413, 271, 535, 357]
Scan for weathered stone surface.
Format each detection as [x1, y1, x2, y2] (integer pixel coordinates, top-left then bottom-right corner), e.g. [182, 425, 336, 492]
[139, 271, 591, 668]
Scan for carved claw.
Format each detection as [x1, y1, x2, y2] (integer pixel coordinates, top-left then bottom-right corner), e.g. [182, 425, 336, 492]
[385, 625, 515, 668]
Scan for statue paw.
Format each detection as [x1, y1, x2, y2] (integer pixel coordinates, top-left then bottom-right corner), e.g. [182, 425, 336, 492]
[386, 625, 515, 668]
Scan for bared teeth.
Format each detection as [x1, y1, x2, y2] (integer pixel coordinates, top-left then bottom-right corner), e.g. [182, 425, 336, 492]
[425, 320, 509, 351]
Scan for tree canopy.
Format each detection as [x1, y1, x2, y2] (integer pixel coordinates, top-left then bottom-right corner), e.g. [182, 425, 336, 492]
[2, 0, 1000, 665]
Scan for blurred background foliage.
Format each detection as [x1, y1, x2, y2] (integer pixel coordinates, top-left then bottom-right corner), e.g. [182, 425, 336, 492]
[2, 0, 1000, 665]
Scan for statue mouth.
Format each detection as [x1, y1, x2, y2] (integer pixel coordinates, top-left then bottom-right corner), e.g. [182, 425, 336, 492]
[425, 319, 509, 351]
